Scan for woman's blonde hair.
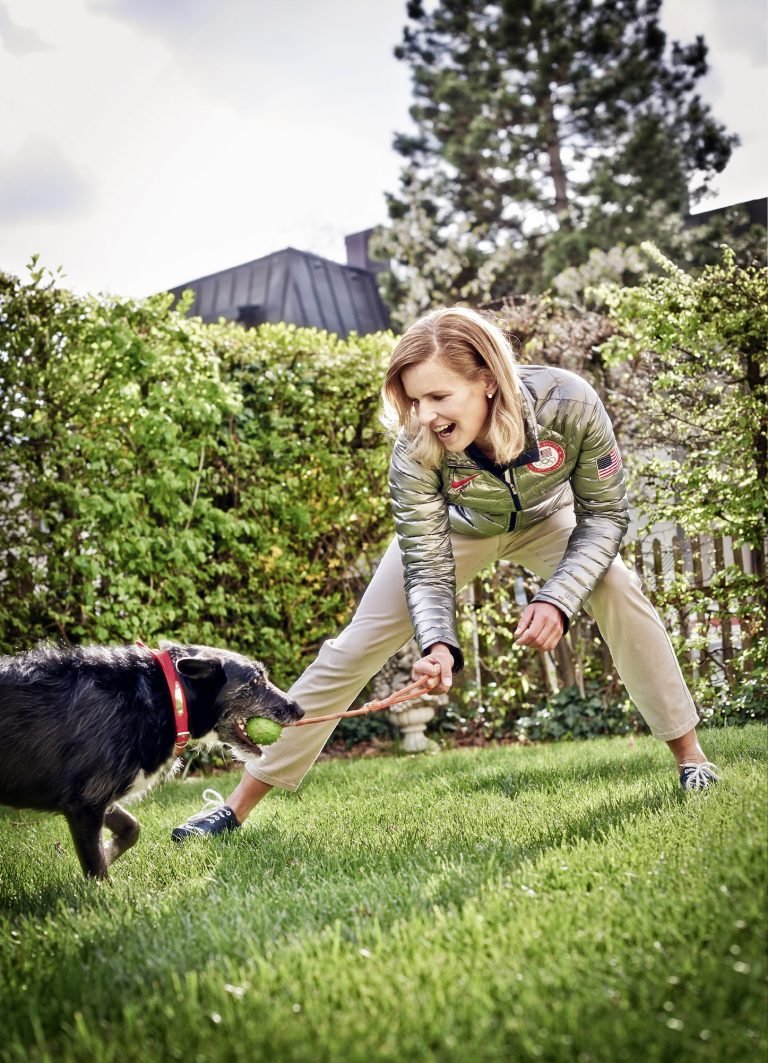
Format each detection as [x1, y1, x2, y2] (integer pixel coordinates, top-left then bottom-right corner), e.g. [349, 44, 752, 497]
[382, 306, 525, 468]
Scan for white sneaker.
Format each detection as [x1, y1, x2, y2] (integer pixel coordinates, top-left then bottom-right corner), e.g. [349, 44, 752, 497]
[679, 761, 720, 791]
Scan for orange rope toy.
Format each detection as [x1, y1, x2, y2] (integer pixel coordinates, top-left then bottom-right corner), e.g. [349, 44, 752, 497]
[288, 675, 433, 727]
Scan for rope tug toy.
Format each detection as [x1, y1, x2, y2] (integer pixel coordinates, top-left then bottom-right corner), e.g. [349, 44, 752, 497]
[243, 676, 433, 746]
[290, 675, 433, 727]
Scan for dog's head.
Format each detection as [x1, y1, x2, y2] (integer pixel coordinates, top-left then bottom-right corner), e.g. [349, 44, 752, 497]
[162, 644, 304, 758]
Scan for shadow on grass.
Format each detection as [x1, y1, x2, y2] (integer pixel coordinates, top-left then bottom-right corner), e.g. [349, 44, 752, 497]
[0, 745, 680, 921]
[226, 784, 680, 874]
[455, 747, 663, 798]
[3, 722, 743, 924]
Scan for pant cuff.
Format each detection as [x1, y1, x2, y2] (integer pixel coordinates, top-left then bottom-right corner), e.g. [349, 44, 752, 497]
[650, 713, 701, 742]
[244, 760, 302, 792]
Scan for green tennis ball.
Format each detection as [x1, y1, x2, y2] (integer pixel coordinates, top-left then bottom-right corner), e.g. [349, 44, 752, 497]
[244, 717, 283, 746]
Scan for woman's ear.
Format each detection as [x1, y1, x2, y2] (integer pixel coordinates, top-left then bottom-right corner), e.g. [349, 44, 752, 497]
[483, 374, 498, 399]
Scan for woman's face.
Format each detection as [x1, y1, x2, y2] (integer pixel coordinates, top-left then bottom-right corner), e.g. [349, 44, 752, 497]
[400, 355, 495, 455]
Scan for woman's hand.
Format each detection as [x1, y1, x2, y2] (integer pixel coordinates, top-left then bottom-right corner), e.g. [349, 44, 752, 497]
[514, 602, 564, 652]
[412, 643, 454, 694]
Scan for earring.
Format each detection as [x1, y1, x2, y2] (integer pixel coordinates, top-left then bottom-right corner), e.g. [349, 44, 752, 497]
[487, 391, 494, 399]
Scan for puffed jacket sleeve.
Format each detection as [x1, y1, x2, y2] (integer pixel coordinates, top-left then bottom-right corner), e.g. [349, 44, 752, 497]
[532, 386, 629, 620]
[389, 434, 464, 672]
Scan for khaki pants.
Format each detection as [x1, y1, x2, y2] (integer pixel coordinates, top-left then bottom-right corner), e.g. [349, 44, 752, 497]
[247, 507, 699, 791]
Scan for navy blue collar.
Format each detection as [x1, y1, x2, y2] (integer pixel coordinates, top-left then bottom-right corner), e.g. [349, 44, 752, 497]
[466, 442, 540, 473]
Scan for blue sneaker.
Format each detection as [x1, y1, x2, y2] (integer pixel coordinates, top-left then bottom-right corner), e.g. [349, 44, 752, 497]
[679, 761, 720, 792]
[171, 788, 241, 842]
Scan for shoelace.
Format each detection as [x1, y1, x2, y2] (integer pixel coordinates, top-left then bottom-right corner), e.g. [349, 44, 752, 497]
[680, 761, 720, 788]
[187, 788, 227, 823]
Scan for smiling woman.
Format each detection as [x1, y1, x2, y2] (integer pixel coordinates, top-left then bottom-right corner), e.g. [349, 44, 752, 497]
[384, 306, 526, 468]
[172, 304, 721, 842]
[401, 358, 494, 455]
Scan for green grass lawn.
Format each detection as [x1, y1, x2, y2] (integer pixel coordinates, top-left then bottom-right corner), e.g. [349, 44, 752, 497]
[1, 726, 766, 1062]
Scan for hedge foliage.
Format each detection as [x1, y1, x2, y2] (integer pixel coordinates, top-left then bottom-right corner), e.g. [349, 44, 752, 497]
[0, 266, 394, 688]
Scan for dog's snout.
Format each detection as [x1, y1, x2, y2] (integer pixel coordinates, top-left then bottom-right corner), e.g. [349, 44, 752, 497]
[277, 697, 303, 724]
[255, 683, 305, 725]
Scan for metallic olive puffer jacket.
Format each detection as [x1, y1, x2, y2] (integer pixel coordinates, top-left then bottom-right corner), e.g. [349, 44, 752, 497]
[389, 365, 629, 671]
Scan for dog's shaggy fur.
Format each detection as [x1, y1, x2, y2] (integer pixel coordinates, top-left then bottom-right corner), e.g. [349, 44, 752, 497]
[0, 642, 303, 879]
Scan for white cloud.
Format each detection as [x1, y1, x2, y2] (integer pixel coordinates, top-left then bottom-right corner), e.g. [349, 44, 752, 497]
[87, 0, 412, 128]
[0, 0, 50, 55]
[701, 0, 765, 66]
[0, 0, 414, 295]
[662, 0, 767, 209]
[0, 137, 93, 222]
[0, 0, 764, 296]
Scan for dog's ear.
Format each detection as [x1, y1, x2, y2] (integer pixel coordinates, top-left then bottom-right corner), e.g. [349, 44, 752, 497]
[175, 656, 222, 680]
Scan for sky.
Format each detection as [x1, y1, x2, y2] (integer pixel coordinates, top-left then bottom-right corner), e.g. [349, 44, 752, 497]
[1, 0, 766, 299]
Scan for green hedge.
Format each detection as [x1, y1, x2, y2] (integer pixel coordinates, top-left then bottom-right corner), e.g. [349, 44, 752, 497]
[0, 269, 394, 688]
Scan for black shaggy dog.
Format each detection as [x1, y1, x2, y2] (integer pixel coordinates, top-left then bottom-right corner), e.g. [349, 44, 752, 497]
[0, 641, 303, 879]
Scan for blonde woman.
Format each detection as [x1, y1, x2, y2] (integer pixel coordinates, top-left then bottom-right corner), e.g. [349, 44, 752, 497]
[173, 308, 717, 840]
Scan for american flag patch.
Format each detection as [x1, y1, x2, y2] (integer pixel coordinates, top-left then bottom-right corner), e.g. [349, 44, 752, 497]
[596, 446, 622, 480]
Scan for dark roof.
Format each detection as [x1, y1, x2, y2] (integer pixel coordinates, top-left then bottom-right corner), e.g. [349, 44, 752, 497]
[685, 196, 767, 231]
[168, 246, 390, 338]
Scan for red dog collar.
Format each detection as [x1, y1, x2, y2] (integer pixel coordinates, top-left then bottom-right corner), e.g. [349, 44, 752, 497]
[136, 641, 190, 754]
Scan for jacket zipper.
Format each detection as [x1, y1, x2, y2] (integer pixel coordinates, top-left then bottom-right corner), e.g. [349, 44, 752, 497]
[503, 467, 522, 532]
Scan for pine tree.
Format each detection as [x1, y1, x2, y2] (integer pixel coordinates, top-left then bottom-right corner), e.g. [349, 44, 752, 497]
[376, 0, 737, 324]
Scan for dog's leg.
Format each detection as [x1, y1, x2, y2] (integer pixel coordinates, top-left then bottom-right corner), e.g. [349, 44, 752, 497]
[103, 804, 140, 867]
[65, 807, 110, 880]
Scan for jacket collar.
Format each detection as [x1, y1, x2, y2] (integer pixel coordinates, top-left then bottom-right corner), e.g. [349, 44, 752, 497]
[518, 375, 540, 453]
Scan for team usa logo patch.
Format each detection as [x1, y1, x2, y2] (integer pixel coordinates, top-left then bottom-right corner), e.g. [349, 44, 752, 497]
[526, 441, 565, 474]
[596, 445, 623, 480]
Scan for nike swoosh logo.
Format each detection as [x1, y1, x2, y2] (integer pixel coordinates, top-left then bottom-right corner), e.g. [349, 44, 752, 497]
[450, 474, 481, 490]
